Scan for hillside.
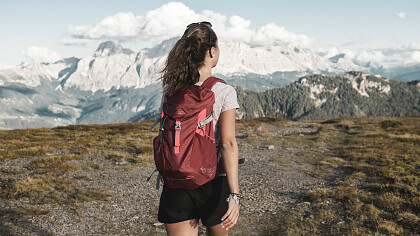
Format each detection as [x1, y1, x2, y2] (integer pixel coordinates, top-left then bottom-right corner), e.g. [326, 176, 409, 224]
[236, 71, 420, 120]
[0, 116, 419, 235]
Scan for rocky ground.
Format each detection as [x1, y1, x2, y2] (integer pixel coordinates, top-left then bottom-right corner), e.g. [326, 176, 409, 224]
[0, 120, 334, 235]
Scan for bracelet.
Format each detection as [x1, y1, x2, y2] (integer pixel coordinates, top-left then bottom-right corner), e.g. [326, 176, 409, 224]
[226, 193, 241, 205]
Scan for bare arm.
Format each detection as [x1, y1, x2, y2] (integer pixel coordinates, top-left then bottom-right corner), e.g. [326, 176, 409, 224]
[219, 108, 239, 193]
[219, 108, 240, 230]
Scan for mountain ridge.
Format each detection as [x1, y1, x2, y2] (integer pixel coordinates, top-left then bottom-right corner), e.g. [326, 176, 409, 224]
[94, 41, 134, 57]
[234, 71, 420, 121]
[0, 39, 419, 130]
[1, 70, 418, 130]
[2, 39, 418, 93]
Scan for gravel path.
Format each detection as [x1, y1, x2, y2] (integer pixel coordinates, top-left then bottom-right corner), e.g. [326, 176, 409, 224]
[0, 121, 330, 235]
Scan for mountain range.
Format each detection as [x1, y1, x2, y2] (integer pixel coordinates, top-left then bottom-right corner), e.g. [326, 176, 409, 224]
[0, 39, 419, 130]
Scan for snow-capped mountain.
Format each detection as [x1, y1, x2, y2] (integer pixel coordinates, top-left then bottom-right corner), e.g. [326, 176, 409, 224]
[0, 38, 352, 93]
[0, 58, 76, 87]
[2, 38, 416, 93]
[0, 40, 168, 93]
[214, 41, 333, 75]
[0, 38, 419, 130]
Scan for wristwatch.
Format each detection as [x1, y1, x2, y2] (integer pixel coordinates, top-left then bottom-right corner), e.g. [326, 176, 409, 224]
[226, 193, 241, 205]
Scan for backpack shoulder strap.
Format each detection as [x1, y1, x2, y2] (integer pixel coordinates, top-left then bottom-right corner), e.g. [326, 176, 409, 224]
[201, 76, 226, 90]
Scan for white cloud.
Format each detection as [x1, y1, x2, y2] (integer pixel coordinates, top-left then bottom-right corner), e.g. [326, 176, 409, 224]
[412, 51, 420, 63]
[21, 46, 62, 63]
[59, 38, 96, 46]
[396, 12, 406, 20]
[323, 46, 356, 59]
[400, 42, 420, 50]
[141, 2, 199, 39]
[0, 64, 18, 70]
[353, 50, 386, 65]
[62, 2, 313, 48]
[319, 43, 420, 67]
[252, 23, 313, 47]
[68, 12, 143, 40]
[63, 2, 199, 44]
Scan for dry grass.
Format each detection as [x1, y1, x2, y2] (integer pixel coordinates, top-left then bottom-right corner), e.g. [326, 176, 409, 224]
[265, 116, 420, 235]
[15, 205, 50, 216]
[28, 154, 81, 169]
[235, 117, 289, 147]
[0, 174, 114, 205]
[0, 166, 25, 174]
[0, 121, 156, 207]
[318, 157, 347, 168]
[283, 135, 316, 148]
[235, 117, 290, 132]
[0, 146, 54, 160]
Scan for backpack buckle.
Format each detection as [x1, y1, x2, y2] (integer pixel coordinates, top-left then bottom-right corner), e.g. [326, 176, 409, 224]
[197, 112, 213, 129]
[175, 122, 181, 131]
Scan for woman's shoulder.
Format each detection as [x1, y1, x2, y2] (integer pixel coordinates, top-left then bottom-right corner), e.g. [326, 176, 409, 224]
[212, 80, 237, 94]
[213, 80, 240, 112]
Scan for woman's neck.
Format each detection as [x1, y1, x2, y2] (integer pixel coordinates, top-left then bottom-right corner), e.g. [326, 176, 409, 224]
[198, 66, 212, 82]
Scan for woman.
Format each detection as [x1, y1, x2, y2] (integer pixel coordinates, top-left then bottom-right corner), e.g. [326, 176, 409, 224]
[157, 21, 240, 235]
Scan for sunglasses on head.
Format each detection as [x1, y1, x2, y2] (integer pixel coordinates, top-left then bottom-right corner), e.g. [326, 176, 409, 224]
[186, 21, 212, 29]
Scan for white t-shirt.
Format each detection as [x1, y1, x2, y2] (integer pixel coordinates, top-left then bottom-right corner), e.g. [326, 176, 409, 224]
[194, 81, 240, 149]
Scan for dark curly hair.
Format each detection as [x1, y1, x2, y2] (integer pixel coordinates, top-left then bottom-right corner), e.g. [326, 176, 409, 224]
[159, 23, 218, 96]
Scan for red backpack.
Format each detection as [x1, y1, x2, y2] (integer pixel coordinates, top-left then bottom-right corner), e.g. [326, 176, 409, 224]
[151, 77, 225, 189]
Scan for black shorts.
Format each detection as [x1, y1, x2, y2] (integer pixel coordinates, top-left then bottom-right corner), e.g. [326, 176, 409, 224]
[158, 176, 230, 227]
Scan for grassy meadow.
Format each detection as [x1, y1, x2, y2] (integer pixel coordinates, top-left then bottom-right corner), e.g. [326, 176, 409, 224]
[0, 121, 156, 210]
[260, 116, 419, 235]
[0, 116, 419, 235]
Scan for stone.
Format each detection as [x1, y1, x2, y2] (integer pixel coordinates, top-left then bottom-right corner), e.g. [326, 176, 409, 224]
[153, 222, 164, 227]
[267, 145, 275, 150]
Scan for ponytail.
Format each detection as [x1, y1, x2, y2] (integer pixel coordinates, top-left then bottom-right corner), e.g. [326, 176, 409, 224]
[159, 23, 218, 96]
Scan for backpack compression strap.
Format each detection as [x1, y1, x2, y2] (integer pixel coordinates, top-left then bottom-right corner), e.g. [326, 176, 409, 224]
[174, 120, 181, 154]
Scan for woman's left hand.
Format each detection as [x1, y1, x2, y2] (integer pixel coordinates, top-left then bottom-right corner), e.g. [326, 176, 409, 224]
[221, 196, 240, 230]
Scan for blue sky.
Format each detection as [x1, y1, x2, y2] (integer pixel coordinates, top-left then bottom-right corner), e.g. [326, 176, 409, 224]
[0, 0, 419, 66]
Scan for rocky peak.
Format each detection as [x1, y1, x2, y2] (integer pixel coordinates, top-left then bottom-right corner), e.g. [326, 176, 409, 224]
[94, 41, 134, 57]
